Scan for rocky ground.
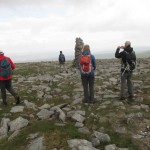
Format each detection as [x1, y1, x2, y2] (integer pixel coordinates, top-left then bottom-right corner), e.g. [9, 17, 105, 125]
[0, 58, 150, 150]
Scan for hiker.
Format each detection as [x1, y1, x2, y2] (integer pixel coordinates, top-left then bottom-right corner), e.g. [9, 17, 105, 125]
[58, 51, 66, 73]
[0, 50, 20, 105]
[115, 41, 136, 100]
[79, 44, 96, 103]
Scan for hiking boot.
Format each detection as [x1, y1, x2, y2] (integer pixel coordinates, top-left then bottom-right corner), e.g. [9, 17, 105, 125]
[3, 101, 7, 106]
[89, 98, 98, 104]
[82, 100, 89, 103]
[15, 96, 20, 105]
[119, 97, 126, 101]
[128, 95, 134, 99]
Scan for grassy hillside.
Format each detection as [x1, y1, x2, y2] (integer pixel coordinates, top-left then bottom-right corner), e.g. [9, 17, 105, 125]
[0, 59, 150, 150]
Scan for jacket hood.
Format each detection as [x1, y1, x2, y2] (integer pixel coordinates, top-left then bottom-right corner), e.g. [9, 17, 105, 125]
[82, 50, 90, 55]
[0, 55, 5, 61]
[124, 46, 133, 53]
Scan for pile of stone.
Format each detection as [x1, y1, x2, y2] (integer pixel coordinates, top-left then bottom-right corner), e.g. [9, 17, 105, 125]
[74, 37, 84, 68]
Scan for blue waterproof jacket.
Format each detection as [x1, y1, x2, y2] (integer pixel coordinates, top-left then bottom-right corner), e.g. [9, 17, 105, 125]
[80, 50, 96, 77]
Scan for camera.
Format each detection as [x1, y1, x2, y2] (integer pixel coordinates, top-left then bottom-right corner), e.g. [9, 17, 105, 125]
[120, 46, 124, 49]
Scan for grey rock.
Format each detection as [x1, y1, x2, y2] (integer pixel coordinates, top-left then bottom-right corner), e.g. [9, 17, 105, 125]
[100, 101, 111, 105]
[113, 101, 124, 107]
[27, 136, 45, 150]
[55, 107, 66, 122]
[140, 104, 149, 110]
[78, 127, 90, 134]
[105, 144, 116, 150]
[131, 105, 141, 110]
[1, 118, 10, 128]
[8, 130, 20, 141]
[37, 109, 54, 120]
[92, 131, 111, 143]
[62, 95, 70, 100]
[103, 95, 118, 99]
[0, 118, 10, 139]
[0, 127, 8, 139]
[71, 98, 82, 105]
[67, 139, 92, 148]
[24, 100, 38, 111]
[9, 117, 29, 132]
[27, 133, 39, 140]
[38, 104, 51, 110]
[134, 96, 144, 102]
[91, 137, 100, 147]
[10, 106, 24, 113]
[71, 112, 85, 123]
[126, 112, 143, 124]
[54, 88, 62, 93]
[78, 145, 99, 150]
[75, 122, 84, 128]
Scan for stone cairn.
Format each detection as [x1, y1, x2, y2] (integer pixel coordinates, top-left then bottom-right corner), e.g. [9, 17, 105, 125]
[74, 37, 84, 69]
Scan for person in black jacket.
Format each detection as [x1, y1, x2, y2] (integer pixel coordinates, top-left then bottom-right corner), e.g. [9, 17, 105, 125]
[115, 41, 136, 100]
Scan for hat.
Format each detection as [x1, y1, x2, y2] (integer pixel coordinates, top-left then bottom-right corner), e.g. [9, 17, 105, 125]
[125, 41, 131, 47]
[0, 50, 4, 55]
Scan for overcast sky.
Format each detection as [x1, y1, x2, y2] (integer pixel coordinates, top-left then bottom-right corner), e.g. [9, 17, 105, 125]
[0, 0, 150, 62]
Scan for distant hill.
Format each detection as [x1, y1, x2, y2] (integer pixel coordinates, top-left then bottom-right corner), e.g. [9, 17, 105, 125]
[136, 50, 150, 58]
[95, 50, 150, 59]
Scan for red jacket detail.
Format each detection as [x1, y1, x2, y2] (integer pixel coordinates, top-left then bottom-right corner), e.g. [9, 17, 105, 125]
[0, 55, 15, 80]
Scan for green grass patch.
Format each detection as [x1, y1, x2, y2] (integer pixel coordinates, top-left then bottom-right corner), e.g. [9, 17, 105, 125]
[0, 120, 88, 150]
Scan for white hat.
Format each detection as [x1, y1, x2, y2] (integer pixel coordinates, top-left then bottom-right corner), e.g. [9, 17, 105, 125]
[125, 41, 131, 46]
[0, 50, 4, 55]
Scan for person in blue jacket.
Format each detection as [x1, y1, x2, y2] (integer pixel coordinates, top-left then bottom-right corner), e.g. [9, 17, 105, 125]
[80, 44, 96, 103]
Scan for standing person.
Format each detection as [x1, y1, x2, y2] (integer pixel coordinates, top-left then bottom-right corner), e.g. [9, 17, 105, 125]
[0, 50, 20, 105]
[59, 51, 66, 73]
[79, 44, 96, 103]
[115, 41, 136, 101]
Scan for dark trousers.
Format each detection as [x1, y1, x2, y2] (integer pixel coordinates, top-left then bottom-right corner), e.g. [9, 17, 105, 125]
[81, 76, 94, 102]
[0, 80, 18, 103]
[120, 72, 133, 98]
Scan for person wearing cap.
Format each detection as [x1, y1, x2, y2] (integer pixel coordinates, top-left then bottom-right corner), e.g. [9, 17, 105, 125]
[0, 50, 20, 105]
[115, 41, 136, 101]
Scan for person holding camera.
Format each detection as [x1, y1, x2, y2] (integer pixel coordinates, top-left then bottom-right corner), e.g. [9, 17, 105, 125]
[115, 41, 136, 101]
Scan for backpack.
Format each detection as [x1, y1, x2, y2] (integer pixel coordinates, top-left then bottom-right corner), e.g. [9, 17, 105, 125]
[122, 51, 136, 75]
[59, 54, 65, 63]
[80, 55, 92, 74]
[0, 58, 12, 78]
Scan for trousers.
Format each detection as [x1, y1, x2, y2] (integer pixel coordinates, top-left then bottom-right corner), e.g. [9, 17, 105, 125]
[120, 72, 133, 98]
[81, 75, 94, 102]
[0, 80, 18, 103]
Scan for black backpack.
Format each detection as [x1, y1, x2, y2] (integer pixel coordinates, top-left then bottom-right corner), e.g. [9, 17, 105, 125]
[0, 58, 12, 78]
[122, 51, 136, 76]
[125, 51, 136, 71]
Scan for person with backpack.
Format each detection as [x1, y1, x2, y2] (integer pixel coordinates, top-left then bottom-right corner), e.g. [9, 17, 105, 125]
[115, 41, 136, 101]
[59, 51, 66, 73]
[79, 44, 96, 103]
[0, 50, 20, 105]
